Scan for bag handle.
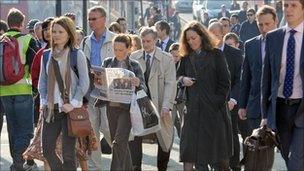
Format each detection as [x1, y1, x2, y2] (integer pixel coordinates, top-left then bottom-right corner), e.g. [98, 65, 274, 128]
[188, 54, 198, 79]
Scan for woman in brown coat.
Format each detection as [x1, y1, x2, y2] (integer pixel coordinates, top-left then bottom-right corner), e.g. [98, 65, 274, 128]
[177, 21, 233, 171]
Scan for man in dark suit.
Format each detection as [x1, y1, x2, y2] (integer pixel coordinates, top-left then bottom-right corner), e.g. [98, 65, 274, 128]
[209, 22, 243, 171]
[239, 6, 278, 132]
[218, 4, 231, 19]
[261, 0, 304, 170]
[155, 20, 175, 53]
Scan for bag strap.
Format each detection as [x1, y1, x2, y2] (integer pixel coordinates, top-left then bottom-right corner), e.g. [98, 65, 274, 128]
[52, 57, 69, 103]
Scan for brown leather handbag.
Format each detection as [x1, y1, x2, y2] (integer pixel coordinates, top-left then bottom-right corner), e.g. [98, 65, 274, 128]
[67, 107, 91, 137]
[52, 56, 91, 138]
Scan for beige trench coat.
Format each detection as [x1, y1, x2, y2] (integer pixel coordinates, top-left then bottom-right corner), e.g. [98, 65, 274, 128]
[130, 47, 177, 152]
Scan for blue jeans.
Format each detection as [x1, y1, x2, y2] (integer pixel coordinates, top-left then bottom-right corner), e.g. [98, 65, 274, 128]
[1, 95, 34, 168]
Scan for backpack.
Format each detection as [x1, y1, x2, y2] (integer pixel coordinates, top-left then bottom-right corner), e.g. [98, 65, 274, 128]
[42, 48, 93, 104]
[0, 34, 25, 85]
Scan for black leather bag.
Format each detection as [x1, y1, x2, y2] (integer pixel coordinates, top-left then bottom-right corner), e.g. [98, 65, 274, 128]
[240, 126, 278, 171]
[175, 85, 186, 104]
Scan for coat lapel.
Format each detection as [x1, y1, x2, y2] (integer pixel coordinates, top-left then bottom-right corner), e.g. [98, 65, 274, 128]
[275, 28, 286, 77]
[300, 28, 304, 93]
[256, 35, 262, 67]
[149, 48, 162, 81]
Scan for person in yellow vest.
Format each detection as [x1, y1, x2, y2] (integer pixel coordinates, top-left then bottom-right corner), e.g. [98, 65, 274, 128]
[0, 8, 39, 171]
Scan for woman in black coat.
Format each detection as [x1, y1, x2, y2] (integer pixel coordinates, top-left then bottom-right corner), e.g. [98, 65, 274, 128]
[177, 21, 233, 171]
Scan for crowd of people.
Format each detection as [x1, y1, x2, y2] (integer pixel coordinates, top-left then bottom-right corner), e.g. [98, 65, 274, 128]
[0, 0, 303, 171]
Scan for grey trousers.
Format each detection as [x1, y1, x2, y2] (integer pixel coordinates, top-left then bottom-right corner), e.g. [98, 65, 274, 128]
[107, 105, 133, 171]
[87, 97, 110, 171]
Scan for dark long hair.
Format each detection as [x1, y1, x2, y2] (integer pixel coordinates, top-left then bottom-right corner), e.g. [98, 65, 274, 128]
[179, 21, 216, 57]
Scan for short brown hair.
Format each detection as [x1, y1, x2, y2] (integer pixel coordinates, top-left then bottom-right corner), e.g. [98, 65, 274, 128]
[131, 35, 142, 50]
[50, 16, 77, 49]
[89, 6, 106, 17]
[224, 32, 240, 44]
[113, 34, 132, 48]
[179, 21, 216, 57]
[109, 22, 122, 33]
[7, 8, 25, 28]
[256, 5, 277, 21]
[140, 27, 157, 40]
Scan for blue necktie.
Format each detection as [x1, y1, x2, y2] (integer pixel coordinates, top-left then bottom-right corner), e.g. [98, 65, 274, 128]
[144, 54, 151, 83]
[283, 29, 297, 98]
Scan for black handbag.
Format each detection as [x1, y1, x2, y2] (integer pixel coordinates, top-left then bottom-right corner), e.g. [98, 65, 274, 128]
[175, 82, 186, 104]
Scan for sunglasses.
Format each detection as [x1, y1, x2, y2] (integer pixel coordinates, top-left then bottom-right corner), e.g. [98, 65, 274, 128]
[88, 17, 103, 21]
[247, 14, 254, 17]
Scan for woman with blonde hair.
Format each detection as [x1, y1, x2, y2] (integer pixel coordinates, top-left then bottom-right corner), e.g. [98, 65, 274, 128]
[38, 16, 89, 170]
[130, 34, 142, 52]
[178, 21, 232, 171]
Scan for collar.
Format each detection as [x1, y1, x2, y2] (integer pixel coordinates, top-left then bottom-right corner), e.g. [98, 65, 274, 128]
[145, 48, 156, 58]
[91, 30, 106, 41]
[161, 37, 170, 44]
[286, 21, 304, 34]
[219, 43, 225, 51]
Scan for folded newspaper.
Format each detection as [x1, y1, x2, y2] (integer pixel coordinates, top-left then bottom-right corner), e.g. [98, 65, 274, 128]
[90, 66, 135, 104]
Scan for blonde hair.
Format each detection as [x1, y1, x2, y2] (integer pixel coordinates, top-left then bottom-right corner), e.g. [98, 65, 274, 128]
[131, 35, 142, 51]
[50, 16, 77, 49]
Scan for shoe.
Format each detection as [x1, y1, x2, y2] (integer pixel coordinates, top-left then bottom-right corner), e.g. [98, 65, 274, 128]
[23, 162, 38, 171]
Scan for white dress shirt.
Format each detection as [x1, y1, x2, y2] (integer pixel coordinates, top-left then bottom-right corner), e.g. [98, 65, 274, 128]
[161, 37, 170, 51]
[278, 22, 304, 99]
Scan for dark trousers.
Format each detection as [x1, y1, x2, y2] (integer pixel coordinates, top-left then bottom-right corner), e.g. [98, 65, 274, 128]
[247, 118, 261, 132]
[195, 159, 230, 171]
[107, 106, 133, 171]
[1, 95, 34, 170]
[129, 135, 171, 171]
[276, 99, 304, 170]
[129, 136, 143, 169]
[229, 110, 241, 171]
[42, 112, 76, 171]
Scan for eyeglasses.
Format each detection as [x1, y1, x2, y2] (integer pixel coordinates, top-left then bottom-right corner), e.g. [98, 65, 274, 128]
[88, 17, 103, 21]
[247, 14, 254, 17]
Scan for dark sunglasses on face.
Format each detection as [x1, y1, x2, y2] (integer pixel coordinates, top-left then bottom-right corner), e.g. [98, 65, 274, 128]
[88, 17, 102, 21]
[247, 13, 254, 17]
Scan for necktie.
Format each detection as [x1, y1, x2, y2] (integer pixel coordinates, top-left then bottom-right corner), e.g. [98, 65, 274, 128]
[144, 54, 151, 83]
[283, 29, 297, 98]
[161, 41, 164, 50]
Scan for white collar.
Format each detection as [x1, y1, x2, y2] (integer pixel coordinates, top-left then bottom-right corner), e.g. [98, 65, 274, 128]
[145, 48, 156, 58]
[286, 21, 304, 34]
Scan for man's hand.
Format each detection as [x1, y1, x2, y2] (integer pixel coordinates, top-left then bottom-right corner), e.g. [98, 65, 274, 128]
[62, 103, 74, 113]
[228, 99, 237, 111]
[260, 119, 267, 127]
[238, 108, 247, 120]
[161, 108, 170, 118]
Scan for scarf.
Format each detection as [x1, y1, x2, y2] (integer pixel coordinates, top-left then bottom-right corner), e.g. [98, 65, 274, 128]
[46, 48, 72, 123]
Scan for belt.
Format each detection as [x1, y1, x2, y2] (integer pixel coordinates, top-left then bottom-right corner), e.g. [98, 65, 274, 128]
[277, 98, 302, 106]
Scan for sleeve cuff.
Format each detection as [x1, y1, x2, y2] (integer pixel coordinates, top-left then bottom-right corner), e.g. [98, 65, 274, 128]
[70, 99, 82, 108]
[40, 99, 47, 106]
[230, 98, 237, 105]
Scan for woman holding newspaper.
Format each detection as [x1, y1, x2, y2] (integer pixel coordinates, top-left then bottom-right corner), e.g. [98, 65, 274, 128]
[93, 34, 146, 171]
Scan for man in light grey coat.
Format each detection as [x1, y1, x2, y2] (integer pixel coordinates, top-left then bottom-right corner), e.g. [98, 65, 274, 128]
[130, 27, 176, 171]
[80, 6, 115, 171]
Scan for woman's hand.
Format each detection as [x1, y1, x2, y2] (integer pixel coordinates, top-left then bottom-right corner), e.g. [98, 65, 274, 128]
[131, 77, 140, 87]
[61, 103, 74, 113]
[182, 77, 195, 87]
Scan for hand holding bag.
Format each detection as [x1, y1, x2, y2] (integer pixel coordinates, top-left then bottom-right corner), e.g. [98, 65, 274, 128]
[52, 56, 91, 138]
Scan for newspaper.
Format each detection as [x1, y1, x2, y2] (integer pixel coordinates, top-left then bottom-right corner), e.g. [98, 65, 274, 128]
[90, 66, 135, 104]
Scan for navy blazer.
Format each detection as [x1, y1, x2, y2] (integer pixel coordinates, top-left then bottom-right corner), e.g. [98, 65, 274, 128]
[239, 35, 263, 119]
[261, 27, 304, 130]
[223, 44, 243, 102]
[156, 39, 175, 53]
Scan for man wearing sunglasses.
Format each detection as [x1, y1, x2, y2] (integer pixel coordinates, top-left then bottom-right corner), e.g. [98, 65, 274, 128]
[239, 8, 259, 42]
[80, 6, 116, 171]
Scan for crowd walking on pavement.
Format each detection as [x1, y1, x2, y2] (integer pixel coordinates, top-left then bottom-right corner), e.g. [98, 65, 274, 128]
[0, 0, 303, 171]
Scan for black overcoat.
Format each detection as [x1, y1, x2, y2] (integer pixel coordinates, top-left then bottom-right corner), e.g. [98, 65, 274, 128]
[177, 49, 233, 164]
